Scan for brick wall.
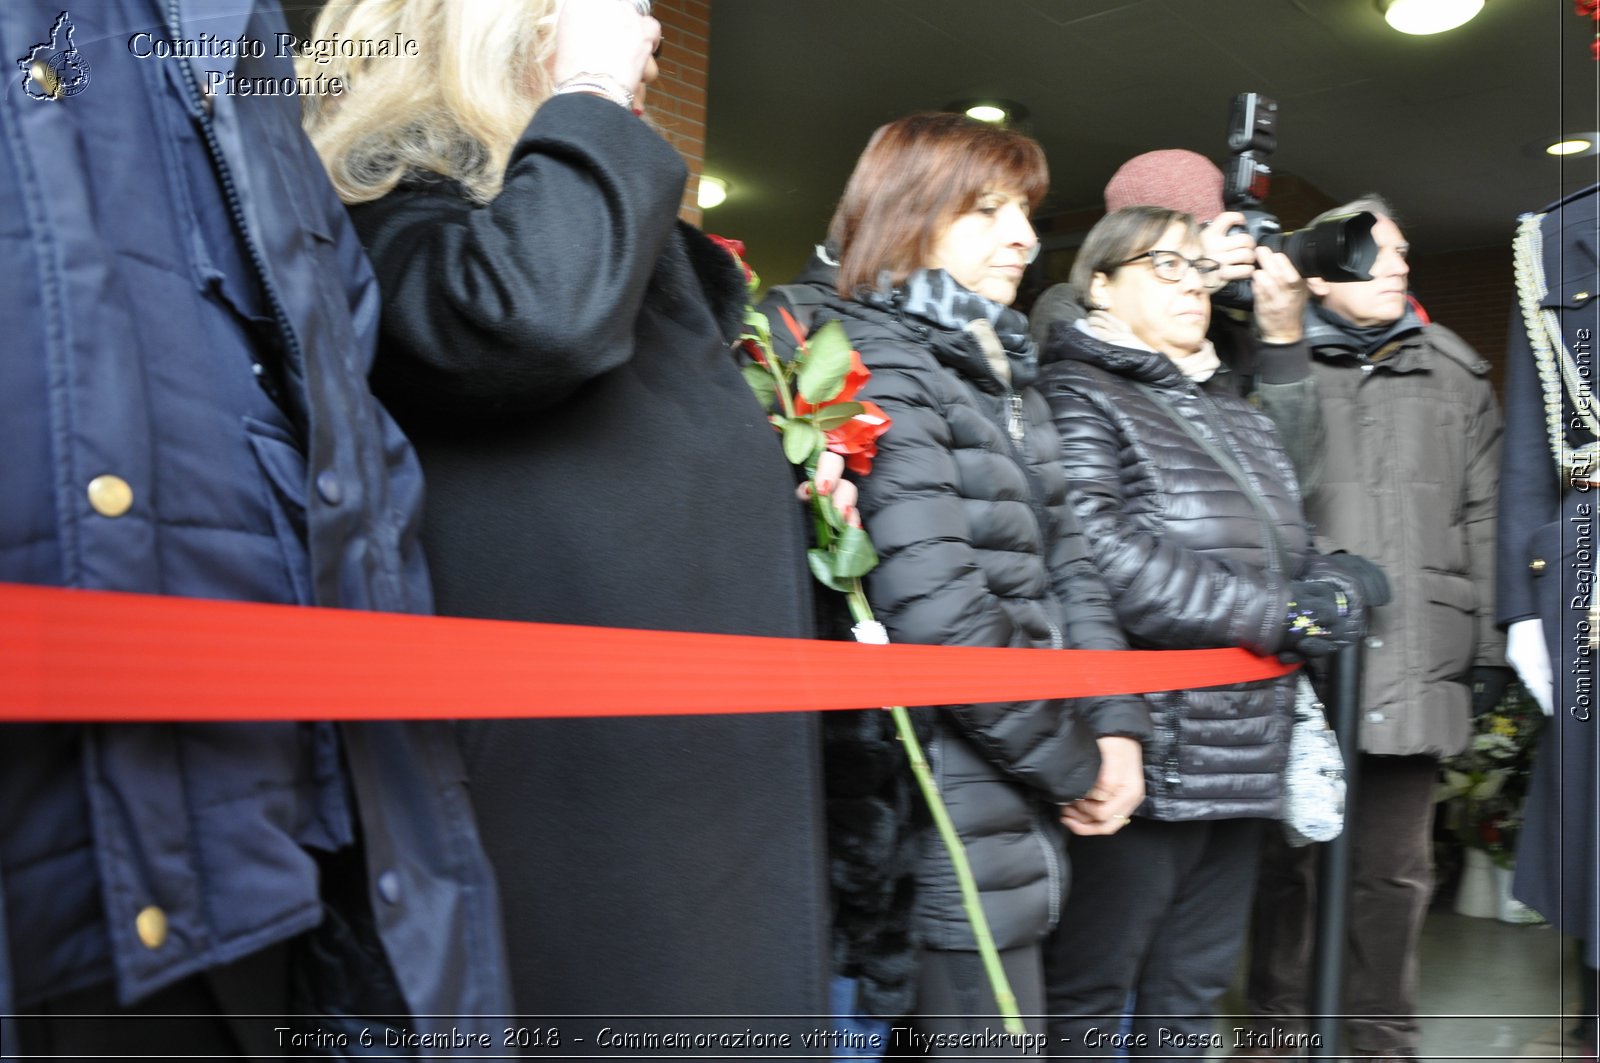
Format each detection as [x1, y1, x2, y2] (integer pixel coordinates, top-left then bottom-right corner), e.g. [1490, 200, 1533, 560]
[652, 0, 710, 226]
[1267, 173, 1338, 230]
[1409, 246, 1513, 383]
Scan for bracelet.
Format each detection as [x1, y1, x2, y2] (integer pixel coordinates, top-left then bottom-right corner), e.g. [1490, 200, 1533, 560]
[554, 72, 634, 110]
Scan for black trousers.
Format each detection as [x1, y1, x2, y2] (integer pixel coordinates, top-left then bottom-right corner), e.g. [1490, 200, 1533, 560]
[1043, 817, 1265, 1061]
[1243, 754, 1439, 1057]
[911, 944, 1047, 1056]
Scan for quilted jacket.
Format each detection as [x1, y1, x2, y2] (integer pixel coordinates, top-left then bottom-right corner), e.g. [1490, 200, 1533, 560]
[1038, 322, 1315, 820]
[821, 272, 1150, 949]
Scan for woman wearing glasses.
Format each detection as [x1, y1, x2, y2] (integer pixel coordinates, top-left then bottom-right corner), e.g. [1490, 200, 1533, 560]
[1035, 206, 1377, 1055]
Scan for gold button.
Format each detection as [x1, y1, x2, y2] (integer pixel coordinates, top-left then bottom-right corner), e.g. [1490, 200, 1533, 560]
[1575, 291, 1591, 304]
[1530, 558, 1547, 573]
[87, 475, 133, 517]
[135, 905, 168, 949]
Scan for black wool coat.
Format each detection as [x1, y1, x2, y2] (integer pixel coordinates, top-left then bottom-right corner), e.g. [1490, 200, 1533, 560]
[349, 93, 830, 1020]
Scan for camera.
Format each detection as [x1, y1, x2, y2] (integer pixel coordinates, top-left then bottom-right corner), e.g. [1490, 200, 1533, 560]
[1214, 93, 1378, 310]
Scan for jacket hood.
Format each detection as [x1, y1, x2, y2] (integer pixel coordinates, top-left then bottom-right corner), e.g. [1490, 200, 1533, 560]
[1028, 282, 1088, 349]
[793, 245, 840, 290]
[1040, 319, 1189, 389]
[1304, 302, 1425, 359]
[855, 268, 1038, 390]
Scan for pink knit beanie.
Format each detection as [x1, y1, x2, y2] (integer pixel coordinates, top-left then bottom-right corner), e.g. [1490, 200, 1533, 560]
[1103, 149, 1225, 222]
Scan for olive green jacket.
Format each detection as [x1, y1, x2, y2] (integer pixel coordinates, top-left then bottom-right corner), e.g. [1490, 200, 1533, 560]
[1302, 318, 1504, 757]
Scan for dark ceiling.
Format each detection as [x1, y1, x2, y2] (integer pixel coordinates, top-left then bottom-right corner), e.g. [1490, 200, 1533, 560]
[703, 0, 1600, 290]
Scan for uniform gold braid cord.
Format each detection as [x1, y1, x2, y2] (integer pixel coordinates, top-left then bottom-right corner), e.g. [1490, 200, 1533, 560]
[1513, 211, 1600, 646]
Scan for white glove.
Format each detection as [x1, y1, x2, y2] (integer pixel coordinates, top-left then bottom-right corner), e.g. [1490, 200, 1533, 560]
[1506, 618, 1554, 716]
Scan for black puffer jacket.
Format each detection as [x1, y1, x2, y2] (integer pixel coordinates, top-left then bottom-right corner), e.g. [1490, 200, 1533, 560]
[822, 271, 1151, 951]
[1038, 321, 1314, 821]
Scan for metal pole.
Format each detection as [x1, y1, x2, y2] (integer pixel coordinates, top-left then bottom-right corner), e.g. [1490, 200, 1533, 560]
[1309, 642, 1363, 1059]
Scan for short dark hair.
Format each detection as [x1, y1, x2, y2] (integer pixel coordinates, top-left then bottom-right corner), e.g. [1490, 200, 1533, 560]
[827, 112, 1048, 296]
[1069, 206, 1198, 294]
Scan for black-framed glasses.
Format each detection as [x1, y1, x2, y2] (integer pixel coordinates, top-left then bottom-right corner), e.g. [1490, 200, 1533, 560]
[1118, 250, 1224, 289]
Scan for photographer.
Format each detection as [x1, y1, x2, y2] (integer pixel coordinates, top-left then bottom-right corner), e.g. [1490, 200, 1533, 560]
[1030, 149, 1325, 490]
[1240, 196, 1506, 1062]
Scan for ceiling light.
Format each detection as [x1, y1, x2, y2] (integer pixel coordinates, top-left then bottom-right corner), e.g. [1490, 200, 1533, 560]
[947, 99, 1030, 128]
[1527, 133, 1600, 160]
[1379, 0, 1485, 35]
[697, 175, 727, 210]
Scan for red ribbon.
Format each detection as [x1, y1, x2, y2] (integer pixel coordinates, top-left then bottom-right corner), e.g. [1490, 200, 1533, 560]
[0, 583, 1295, 722]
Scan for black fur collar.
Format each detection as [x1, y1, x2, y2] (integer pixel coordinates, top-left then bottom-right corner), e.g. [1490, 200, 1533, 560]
[678, 224, 749, 345]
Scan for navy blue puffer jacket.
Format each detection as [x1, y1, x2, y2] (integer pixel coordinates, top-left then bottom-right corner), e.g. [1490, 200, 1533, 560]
[0, 0, 509, 1035]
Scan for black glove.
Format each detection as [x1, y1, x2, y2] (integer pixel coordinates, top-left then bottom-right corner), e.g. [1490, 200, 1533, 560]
[1321, 552, 1392, 608]
[1281, 579, 1363, 658]
[1468, 665, 1515, 717]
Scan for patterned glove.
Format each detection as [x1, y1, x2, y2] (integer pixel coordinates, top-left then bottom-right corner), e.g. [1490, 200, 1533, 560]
[1281, 580, 1363, 658]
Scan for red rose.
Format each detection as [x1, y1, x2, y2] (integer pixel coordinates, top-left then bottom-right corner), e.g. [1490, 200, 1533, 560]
[740, 337, 769, 368]
[795, 350, 870, 413]
[706, 233, 752, 284]
[825, 400, 891, 476]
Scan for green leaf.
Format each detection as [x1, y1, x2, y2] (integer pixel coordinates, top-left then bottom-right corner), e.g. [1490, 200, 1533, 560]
[741, 311, 773, 359]
[816, 494, 845, 533]
[811, 401, 865, 430]
[741, 363, 777, 410]
[782, 419, 823, 465]
[831, 523, 879, 579]
[796, 320, 854, 404]
[807, 548, 847, 592]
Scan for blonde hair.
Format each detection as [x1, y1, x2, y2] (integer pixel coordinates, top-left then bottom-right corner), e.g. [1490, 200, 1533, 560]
[300, 0, 558, 204]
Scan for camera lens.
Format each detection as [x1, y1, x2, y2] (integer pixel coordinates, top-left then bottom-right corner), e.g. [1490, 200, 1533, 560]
[1280, 211, 1378, 283]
